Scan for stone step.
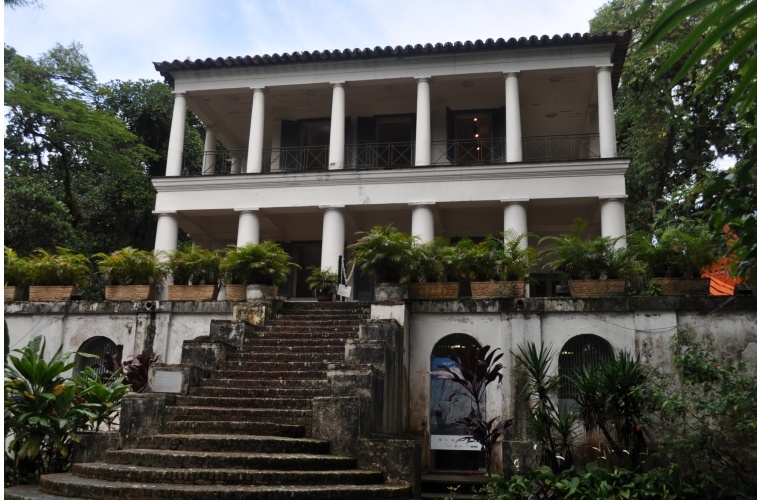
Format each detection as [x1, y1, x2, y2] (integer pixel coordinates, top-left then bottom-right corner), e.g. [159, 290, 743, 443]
[174, 395, 313, 409]
[234, 344, 346, 354]
[148, 434, 329, 454]
[162, 420, 305, 437]
[223, 360, 331, 371]
[214, 369, 327, 380]
[189, 386, 328, 399]
[70, 462, 385, 486]
[40, 474, 410, 500]
[241, 337, 348, 348]
[199, 377, 328, 389]
[227, 351, 344, 363]
[244, 327, 359, 337]
[164, 406, 312, 426]
[266, 318, 365, 328]
[105, 448, 356, 470]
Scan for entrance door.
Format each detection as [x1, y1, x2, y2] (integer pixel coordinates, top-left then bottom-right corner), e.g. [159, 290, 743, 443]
[429, 334, 485, 471]
[292, 242, 322, 298]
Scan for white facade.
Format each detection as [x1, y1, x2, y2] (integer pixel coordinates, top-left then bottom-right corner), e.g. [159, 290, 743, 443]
[152, 33, 631, 298]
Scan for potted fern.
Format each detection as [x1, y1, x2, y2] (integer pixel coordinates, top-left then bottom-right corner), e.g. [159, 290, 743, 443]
[93, 247, 166, 301]
[4, 247, 28, 302]
[220, 242, 297, 301]
[408, 238, 460, 300]
[166, 245, 222, 301]
[305, 266, 339, 301]
[630, 217, 723, 296]
[467, 232, 538, 299]
[27, 248, 90, 301]
[541, 219, 640, 298]
[348, 224, 417, 301]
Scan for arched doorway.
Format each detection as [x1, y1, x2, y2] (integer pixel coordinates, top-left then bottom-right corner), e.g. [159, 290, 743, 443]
[558, 334, 614, 411]
[429, 333, 485, 471]
[74, 336, 117, 376]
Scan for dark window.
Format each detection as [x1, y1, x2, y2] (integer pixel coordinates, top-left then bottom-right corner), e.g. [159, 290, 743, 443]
[74, 336, 117, 376]
[558, 334, 614, 408]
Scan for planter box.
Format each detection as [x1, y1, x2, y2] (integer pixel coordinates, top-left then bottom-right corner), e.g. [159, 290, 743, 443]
[105, 285, 155, 302]
[471, 281, 526, 299]
[568, 279, 628, 298]
[652, 278, 710, 296]
[224, 284, 246, 301]
[224, 284, 277, 302]
[4, 286, 23, 302]
[28, 285, 75, 302]
[407, 282, 459, 300]
[168, 285, 219, 301]
[375, 283, 407, 301]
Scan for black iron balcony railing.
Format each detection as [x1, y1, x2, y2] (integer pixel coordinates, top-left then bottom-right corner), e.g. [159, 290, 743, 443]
[179, 134, 600, 175]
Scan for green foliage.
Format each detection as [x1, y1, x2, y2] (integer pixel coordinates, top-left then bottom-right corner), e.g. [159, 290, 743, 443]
[73, 366, 129, 431]
[512, 341, 575, 472]
[166, 245, 221, 286]
[4, 247, 29, 286]
[4, 337, 91, 485]
[220, 242, 297, 286]
[26, 248, 90, 287]
[484, 462, 752, 499]
[541, 219, 640, 281]
[649, 329, 756, 488]
[93, 247, 166, 286]
[630, 214, 724, 278]
[452, 232, 538, 282]
[410, 237, 460, 283]
[305, 266, 339, 295]
[349, 225, 418, 283]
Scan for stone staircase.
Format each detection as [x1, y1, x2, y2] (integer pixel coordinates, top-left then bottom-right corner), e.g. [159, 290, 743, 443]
[7, 302, 412, 500]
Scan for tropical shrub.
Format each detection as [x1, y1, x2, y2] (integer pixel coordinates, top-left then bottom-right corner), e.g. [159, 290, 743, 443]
[410, 237, 460, 283]
[4, 337, 91, 485]
[166, 245, 221, 285]
[349, 224, 417, 283]
[73, 366, 130, 431]
[4, 247, 29, 286]
[305, 266, 339, 295]
[93, 247, 166, 286]
[26, 248, 90, 287]
[220, 241, 297, 286]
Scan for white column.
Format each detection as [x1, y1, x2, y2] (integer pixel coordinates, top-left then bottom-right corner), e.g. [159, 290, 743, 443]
[236, 209, 260, 246]
[154, 212, 179, 253]
[501, 199, 529, 248]
[202, 125, 217, 175]
[504, 72, 522, 162]
[414, 77, 431, 166]
[600, 196, 627, 248]
[247, 87, 266, 173]
[320, 206, 345, 271]
[165, 93, 187, 176]
[410, 202, 435, 244]
[596, 65, 617, 158]
[328, 82, 346, 170]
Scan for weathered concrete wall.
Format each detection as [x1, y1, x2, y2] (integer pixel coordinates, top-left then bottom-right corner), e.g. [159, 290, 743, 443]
[407, 296, 757, 472]
[4, 301, 235, 367]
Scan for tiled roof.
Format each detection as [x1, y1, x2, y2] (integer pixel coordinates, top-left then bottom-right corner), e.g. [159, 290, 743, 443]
[154, 31, 631, 88]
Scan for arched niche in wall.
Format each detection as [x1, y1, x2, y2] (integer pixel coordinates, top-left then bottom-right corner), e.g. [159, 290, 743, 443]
[558, 334, 614, 412]
[74, 336, 118, 376]
[429, 333, 485, 472]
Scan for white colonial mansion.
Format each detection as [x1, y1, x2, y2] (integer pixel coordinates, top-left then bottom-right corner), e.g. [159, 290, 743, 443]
[151, 31, 631, 298]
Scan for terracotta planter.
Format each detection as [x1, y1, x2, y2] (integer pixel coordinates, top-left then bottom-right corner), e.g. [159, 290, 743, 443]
[168, 285, 219, 301]
[568, 279, 628, 298]
[375, 282, 407, 301]
[652, 278, 710, 296]
[316, 293, 333, 302]
[224, 284, 246, 302]
[470, 281, 526, 299]
[105, 285, 155, 302]
[407, 282, 459, 300]
[4, 286, 23, 302]
[28, 285, 76, 301]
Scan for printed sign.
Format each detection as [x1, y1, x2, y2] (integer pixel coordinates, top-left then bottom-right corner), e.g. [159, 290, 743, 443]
[336, 284, 351, 298]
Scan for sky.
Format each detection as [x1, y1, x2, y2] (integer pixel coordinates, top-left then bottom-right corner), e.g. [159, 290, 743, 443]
[4, 0, 610, 84]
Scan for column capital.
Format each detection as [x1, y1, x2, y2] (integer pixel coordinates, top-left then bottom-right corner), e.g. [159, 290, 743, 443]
[319, 204, 345, 211]
[203, 123, 216, 131]
[500, 198, 529, 205]
[250, 86, 266, 93]
[414, 76, 431, 83]
[152, 210, 177, 217]
[234, 207, 261, 213]
[595, 64, 614, 73]
[330, 81, 346, 88]
[503, 71, 521, 79]
[408, 201, 436, 207]
[171, 90, 186, 96]
[598, 195, 628, 202]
